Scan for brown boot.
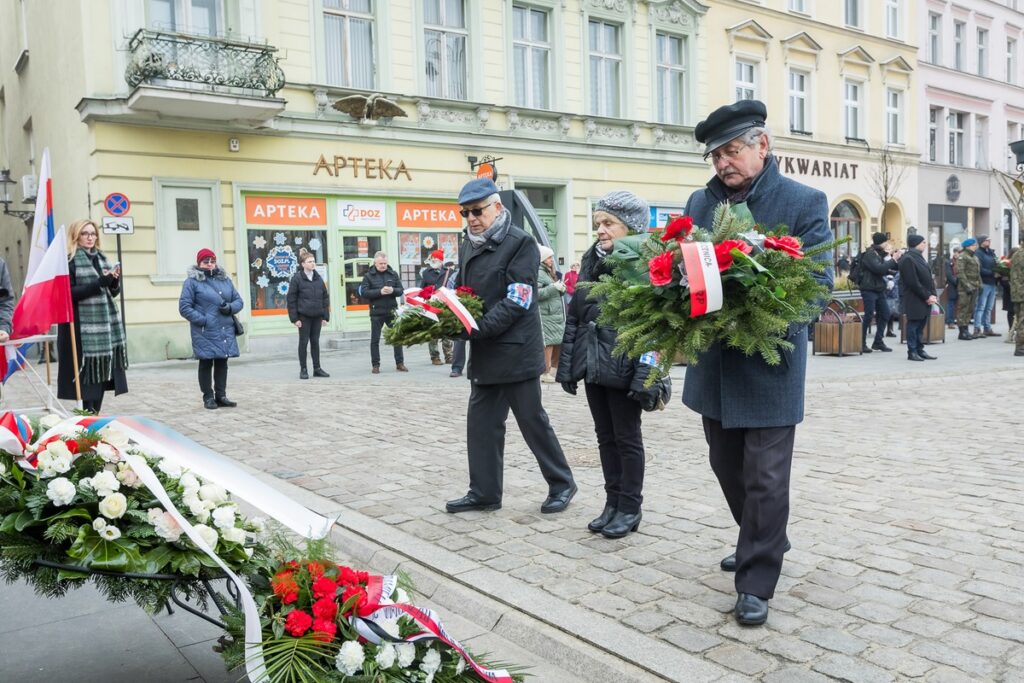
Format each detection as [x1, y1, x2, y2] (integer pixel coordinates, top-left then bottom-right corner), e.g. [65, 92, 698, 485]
[431, 358, 443, 365]
[396, 363, 409, 372]
[972, 327, 985, 339]
[984, 329, 1000, 337]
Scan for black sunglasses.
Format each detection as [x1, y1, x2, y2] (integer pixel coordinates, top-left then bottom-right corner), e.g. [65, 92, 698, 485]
[459, 202, 495, 218]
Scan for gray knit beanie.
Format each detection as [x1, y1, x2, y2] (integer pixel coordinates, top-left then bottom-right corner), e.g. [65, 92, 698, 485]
[594, 191, 650, 233]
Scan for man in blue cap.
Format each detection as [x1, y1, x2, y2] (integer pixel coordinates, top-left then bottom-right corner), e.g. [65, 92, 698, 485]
[681, 99, 833, 627]
[445, 177, 577, 515]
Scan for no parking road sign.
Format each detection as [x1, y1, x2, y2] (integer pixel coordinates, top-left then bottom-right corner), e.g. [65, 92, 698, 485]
[104, 192, 131, 217]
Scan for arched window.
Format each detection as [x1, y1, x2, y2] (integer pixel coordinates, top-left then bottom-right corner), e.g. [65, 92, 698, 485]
[830, 201, 862, 272]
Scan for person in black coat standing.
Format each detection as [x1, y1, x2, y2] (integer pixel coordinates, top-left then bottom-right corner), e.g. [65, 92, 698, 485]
[899, 235, 939, 362]
[557, 191, 667, 538]
[359, 251, 406, 374]
[287, 248, 331, 379]
[944, 246, 960, 329]
[446, 178, 576, 515]
[859, 233, 899, 353]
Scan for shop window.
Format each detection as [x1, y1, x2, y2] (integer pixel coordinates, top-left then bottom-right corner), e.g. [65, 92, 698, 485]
[247, 228, 329, 315]
[153, 178, 220, 283]
[397, 231, 461, 288]
[830, 201, 861, 270]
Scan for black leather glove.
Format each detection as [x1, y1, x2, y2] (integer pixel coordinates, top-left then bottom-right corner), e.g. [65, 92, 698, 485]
[561, 381, 577, 396]
[218, 302, 232, 316]
[627, 390, 656, 411]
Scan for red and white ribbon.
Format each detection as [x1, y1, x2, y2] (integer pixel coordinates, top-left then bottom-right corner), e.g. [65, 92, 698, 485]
[403, 287, 441, 321]
[680, 242, 723, 318]
[434, 287, 478, 333]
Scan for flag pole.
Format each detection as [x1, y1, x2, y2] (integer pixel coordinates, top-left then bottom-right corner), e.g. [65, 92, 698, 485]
[69, 324, 82, 406]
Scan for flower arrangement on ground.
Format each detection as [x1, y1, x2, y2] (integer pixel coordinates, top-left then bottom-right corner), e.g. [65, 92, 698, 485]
[0, 413, 270, 611]
[384, 285, 484, 347]
[589, 204, 841, 375]
[219, 538, 525, 683]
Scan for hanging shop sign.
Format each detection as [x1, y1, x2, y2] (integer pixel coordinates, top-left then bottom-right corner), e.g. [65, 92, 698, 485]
[312, 154, 413, 180]
[396, 202, 463, 228]
[245, 196, 327, 225]
[337, 200, 387, 227]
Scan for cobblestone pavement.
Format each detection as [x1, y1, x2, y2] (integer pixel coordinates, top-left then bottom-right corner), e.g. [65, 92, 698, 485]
[6, 331, 1024, 682]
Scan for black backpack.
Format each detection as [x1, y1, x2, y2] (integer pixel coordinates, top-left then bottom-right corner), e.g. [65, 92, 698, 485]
[848, 253, 863, 285]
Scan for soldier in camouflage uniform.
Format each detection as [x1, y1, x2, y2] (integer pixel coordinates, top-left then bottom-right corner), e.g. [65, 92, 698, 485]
[955, 238, 982, 340]
[1012, 244, 1024, 357]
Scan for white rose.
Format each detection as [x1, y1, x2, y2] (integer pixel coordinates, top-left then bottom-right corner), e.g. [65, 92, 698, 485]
[90, 470, 121, 497]
[420, 648, 441, 675]
[99, 525, 122, 541]
[147, 507, 163, 525]
[198, 484, 227, 505]
[211, 505, 237, 529]
[116, 463, 141, 488]
[156, 458, 182, 479]
[98, 426, 129, 449]
[249, 517, 266, 533]
[335, 641, 365, 676]
[93, 442, 121, 464]
[92, 517, 107, 531]
[375, 643, 396, 670]
[46, 477, 76, 506]
[221, 526, 246, 544]
[455, 657, 466, 674]
[395, 642, 416, 669]
[60, 424, 85, 439]
[178, 472, 201, 495]
[192, 524, 218, 549]
[39, 414, 63, 430]
[98, 492, 128, 519]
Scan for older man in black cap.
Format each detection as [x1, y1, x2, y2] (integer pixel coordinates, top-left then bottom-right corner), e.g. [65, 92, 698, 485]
[899, 234, 939, 361]
[681, 99, 833, 626]
[445, 177, 577, 515]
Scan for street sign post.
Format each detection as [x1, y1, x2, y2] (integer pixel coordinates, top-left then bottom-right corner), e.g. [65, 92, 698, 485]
[101, 216, 134, 235]
[102, 193, 132, 337]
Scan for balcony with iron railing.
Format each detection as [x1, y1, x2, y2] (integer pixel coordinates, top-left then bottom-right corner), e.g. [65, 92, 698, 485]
[122, 29, 287, 124]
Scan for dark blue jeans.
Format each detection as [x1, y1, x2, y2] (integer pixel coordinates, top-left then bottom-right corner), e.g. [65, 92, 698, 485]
[861, 290, 890, 345]
[945, 293, 957, 324]
[906, 317, 927, 356]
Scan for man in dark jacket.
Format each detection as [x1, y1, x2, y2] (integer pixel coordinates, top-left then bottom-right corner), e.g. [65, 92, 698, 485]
[418, 248, 454, 365]
[973, 235, 999, 337]
[859, 233, 899, 353]
[899, 235, 939, 362]
[359, 252, 406, 373]
[944, 246, 960, 329]
[446, 178, 576, 515]
[682, 99, 833, 627]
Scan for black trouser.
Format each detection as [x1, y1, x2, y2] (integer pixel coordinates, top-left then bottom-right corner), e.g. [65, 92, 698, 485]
[369, 312, 403, 367]
[466, 377, 575, 502]
[703, 417, 794, 600]
[861, 290, 890, 345]
[198, 358, 228, 400]
[297, 315, 323, 370]
[451, 339, 467, 373]
[906, 317, 927, 355]
[584, 382, 645, 514]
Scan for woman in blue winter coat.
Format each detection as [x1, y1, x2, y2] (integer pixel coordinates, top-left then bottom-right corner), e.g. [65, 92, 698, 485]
[179, 248, 244, 409]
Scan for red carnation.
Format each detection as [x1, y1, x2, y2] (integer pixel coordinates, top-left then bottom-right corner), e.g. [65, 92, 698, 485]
[341, 585, 368, 615]
[714, 240, 753, 272]
[455, 285, 475, 297]
[284, 610, 313, 637]
[660, 215, 694, 242]
[337, 565, 361, 587]
[356, 571, 370, 583]
[312, 597, 338, 621]
[648, 251, 676, 287]
[418, 285, 435, 299]
[311, 618, 337, 643]
[764, 236, 804, 258]
[312, 576, 339, 600]
[272, 571, 299, 605]
[65, 439, 80, 454]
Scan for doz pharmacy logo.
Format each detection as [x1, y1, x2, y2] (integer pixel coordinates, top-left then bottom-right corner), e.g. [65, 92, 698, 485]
[338, 200, 387, 227]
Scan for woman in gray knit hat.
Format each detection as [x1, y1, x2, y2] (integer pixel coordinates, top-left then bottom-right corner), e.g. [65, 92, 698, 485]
[555, 190, 668, 538]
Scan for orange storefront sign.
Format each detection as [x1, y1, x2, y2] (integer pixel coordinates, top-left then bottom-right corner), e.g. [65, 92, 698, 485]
[396, 202, 463, 228]
[245, 196, 327, 225]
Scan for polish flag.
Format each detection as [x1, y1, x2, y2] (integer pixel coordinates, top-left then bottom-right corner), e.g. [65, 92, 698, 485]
[9, 225, 73, 339]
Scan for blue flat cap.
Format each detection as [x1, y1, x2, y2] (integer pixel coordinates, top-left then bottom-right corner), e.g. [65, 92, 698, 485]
[961, 238, 977, 248]
[695, 99, 768, 155]
[458, 178, 499, 205]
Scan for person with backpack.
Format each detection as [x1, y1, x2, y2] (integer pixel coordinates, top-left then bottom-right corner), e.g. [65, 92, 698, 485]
[858, 233, 899, 353]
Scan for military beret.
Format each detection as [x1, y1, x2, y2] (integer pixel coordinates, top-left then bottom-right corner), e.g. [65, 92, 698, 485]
[961, 238, 977, 248]
[458, 178, 500, 205]
[695, 100, 768, 156]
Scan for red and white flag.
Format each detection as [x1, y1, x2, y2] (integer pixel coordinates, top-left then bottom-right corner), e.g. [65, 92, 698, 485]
[10, 225, 73, 338]
[680, 242, 723, 318]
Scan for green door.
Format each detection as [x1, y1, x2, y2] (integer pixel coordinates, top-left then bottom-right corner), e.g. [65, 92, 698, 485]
[339, 231, 386, 328]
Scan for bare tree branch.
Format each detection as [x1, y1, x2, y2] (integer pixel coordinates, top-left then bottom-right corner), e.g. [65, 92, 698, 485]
[994, 169, 1024, 240]
[867, 147, 909, 234]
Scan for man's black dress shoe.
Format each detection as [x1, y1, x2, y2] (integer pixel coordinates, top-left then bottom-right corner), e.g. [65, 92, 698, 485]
[540, 484, 577, 513]
[313, 368, 330, 377]
[446, 494, 501, 513]
[907, 353, 925, 362]
[204, 398, 218, 410]
[918, 351, 937, 360]
[601, 510, 641, 538]
[735, 593, 769, 625]
[721, 540, 791, 572]
[587, 504, 617, 533]
[215, 397, 237, 407]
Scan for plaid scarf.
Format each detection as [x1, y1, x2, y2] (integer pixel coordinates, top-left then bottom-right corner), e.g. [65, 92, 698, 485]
[71, 248, 128, 385]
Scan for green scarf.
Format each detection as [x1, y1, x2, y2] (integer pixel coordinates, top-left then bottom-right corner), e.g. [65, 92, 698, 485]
[71, 248, 128, 385]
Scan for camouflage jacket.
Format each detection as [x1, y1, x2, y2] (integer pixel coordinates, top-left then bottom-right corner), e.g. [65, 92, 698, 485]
[956, 250, 982, 293]
[1011, 248, 1024, 303]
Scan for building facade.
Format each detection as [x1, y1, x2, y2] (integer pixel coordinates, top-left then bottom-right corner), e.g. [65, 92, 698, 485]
[918, 0, 1024, 271]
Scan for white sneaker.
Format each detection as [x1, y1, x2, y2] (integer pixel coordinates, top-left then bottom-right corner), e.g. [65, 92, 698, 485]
[540, 371, 556, 383]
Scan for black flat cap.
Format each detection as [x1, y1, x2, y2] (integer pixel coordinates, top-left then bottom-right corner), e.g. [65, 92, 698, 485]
[695, 100, 768, 156]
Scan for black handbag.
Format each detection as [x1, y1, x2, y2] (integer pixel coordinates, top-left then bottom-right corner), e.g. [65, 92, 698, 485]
[204, 279, 244, 336]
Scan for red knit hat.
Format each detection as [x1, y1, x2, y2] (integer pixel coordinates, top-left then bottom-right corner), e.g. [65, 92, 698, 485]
[196, 248, 217, 264]
[429, 249, 445, 261]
